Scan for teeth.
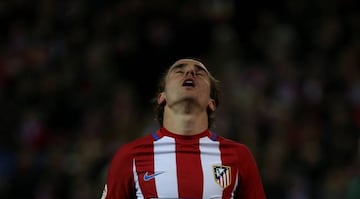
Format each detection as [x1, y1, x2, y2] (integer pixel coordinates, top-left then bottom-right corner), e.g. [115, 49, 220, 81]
[183, 80, 194, 87]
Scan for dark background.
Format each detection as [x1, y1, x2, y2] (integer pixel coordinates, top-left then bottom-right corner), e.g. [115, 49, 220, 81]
[0, 0, 359, 198]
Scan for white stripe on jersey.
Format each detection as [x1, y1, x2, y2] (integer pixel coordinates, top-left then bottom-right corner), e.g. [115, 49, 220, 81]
[231, 171, 239, 198]
[154, 136, 179, 197]
[199, 136, 223, 198]
[133, 159, 144, 198]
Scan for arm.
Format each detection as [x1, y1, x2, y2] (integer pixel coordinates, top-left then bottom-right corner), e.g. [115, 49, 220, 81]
[237, 145, 266, 199]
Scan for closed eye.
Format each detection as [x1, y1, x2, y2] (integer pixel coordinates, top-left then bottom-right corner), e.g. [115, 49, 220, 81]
[196, 72, 205, 76]
[195, 70, 207, 76]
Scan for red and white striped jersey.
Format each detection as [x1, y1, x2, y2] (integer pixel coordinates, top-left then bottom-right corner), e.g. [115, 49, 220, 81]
[102, 128, 266, 199]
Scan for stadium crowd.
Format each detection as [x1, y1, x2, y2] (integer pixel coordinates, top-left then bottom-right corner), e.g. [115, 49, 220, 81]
[0, 0, 359, 198]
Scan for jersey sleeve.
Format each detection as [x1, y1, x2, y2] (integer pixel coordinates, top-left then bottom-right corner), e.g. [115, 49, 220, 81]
[103, 144, 135, 199]
[237, 145, 266, 199]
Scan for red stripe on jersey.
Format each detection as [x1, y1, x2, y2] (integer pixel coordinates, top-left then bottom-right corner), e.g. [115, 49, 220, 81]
[175, 138, 203, 198]
[219, 138, 238, 198]
[135, 143, 157, 198]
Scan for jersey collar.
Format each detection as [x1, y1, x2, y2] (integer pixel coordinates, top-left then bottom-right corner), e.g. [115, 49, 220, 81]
[152, 127, 216, 141]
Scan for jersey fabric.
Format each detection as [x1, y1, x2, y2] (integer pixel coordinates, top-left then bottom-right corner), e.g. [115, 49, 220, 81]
[102, 128, 266, 199]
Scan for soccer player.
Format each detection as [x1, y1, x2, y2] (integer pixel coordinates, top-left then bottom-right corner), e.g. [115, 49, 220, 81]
[101, 58, 266, 198]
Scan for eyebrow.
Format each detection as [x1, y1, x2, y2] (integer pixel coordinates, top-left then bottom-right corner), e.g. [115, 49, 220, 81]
[170, 63, 185, 71]
[169, 63, 209, 74]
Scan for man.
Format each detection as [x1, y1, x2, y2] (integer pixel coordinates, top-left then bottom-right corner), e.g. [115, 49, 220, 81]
[101, 58, 266, 198]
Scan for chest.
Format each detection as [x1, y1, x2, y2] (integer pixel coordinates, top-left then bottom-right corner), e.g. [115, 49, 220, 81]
[133, 137, 238, 198]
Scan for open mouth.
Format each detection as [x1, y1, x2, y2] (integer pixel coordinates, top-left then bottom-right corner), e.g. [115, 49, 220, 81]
[182, 79, 195, 87]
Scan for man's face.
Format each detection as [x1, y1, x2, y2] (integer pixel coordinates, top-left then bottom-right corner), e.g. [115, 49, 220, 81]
[158, 59, 216, 111]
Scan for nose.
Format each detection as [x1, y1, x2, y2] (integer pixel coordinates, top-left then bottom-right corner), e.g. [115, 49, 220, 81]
[185, 67, 195, 77]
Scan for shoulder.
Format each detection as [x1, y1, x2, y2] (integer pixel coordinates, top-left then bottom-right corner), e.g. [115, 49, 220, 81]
[216, 134, 250, 150]
[215, 134, 254, 157]
[111, 134, 154, 164]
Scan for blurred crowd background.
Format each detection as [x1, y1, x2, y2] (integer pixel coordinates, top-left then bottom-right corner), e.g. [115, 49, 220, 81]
[0, 0, 359, 198]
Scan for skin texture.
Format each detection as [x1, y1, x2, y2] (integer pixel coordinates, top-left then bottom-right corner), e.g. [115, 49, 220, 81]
[157, 59, 216, 135]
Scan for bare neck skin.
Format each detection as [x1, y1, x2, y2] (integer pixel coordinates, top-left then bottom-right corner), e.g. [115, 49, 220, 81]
[162, 100, 208, 136]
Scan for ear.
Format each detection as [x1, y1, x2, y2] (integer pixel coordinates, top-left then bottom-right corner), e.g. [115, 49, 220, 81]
[208, 99, 216, 111]
[157, 92, 166, 105]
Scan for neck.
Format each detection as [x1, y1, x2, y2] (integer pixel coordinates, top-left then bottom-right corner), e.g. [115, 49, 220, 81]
[162, 103, 208, 135]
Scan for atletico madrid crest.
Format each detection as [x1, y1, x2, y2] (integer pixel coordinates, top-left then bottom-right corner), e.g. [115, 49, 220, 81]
[213, 165, 231, 188]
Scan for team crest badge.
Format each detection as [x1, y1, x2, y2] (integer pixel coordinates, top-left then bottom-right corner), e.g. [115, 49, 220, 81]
[213, 165, 231, 188]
